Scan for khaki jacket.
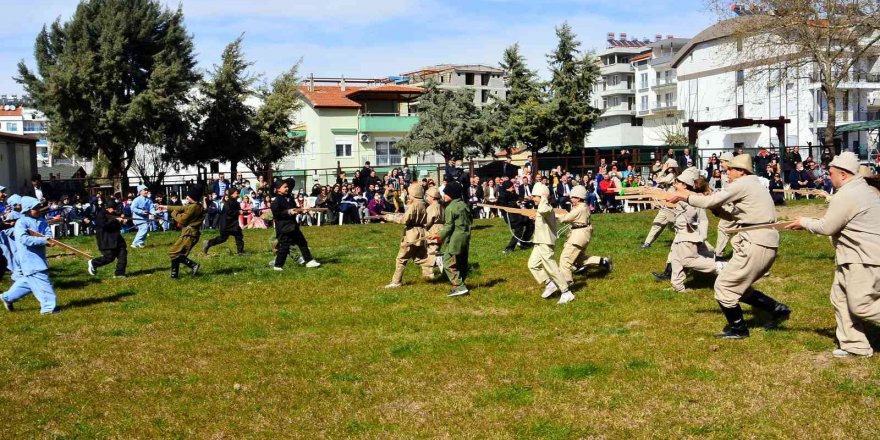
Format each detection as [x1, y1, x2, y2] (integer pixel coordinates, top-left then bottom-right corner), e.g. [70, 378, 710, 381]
[673, 201, 703, 243]
[686, 174, 779, 248]
[801, 176, 880, 265]
[425, 201, 444, 235]
[396, 200, 427, 244]
[533, 197, 557, 245]
[560, 203, 591, 247]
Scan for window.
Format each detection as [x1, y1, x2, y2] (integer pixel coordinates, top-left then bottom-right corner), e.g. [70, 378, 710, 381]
[641, 95, 649, 110]
[640, 72, 648, 88]
[609, 75, 620, 86]
[335, 137, 353, 157]
[5, 122, 18, 132]
[481, 74, 490, 86]
[465, 73, 475, 85]
[375, 140, 401, 166]
[736, 70, 745, 86]
[665, 92, 674, 107]
[737, 104, 745, 119]
[481, 89, 490, 104]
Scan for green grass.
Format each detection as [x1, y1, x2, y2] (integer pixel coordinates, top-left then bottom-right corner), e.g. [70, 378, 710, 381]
[1, 202, 879, 438]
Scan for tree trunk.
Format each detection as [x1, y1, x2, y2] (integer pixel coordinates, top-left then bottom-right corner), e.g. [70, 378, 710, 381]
[110, 158, 126, 195]
[824, 85, 837, 150]
[531, 150, 539, 178]
[230, 160, 238, 182]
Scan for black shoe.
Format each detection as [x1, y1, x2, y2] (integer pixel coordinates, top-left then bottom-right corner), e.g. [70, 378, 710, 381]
[717, 304, 749, 339]
[601, 257, 613, 273]
[171, 259, 181, 279]
[2, 297, 13, 312]
[742, 290, 790, 329]
[237, 252, 247, 256]
[764, 303, 791, 329]
[652, 263, 672, 281]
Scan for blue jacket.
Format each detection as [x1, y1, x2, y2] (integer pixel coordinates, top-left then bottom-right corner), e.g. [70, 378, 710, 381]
[130, 195, 155, 225]
[13, 215, 51, 276]
[2, 211, 22, 275]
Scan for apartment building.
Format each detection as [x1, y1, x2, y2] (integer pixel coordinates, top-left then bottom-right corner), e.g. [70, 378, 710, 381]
[672, 17, 880, 156]
[633, 36, 691, 145]
[402, 64, 507, 107]
[284, 77, 434, 174]
[585, 33, 649, 148]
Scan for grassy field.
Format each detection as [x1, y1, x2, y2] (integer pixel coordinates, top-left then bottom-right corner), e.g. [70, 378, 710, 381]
[1, 202, 878, 439]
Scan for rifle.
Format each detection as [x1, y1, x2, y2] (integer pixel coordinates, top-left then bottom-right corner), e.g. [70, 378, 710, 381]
[26, 229, 93, 259]
[722, 221, 794, 234]
[476, 203, 568, 217]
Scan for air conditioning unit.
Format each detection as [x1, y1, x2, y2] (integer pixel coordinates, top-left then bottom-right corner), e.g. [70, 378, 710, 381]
[360, 134, 371, 142]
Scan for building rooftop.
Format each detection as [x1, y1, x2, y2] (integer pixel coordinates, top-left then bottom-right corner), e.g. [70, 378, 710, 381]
[0, 106, 23, 117]
[299, 84, 424, 109]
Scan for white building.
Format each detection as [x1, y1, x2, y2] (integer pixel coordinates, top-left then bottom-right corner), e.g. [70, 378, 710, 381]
[402, 64, 507, 107]
[671, 18, 880, 158]
[633, 36, 691, 146]
[585, 33, 646, 148]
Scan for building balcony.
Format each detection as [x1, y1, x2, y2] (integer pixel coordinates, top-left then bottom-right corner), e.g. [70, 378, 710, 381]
[637, 109, 650, 116]
[652, 104, 679, 113]
[810, 110, 880, 123]
[601, 105, 635, 117]
[651, 80, 677, 91]
[809, 71, 880, 89]
[600, 63, 634, 75]
[600, 84, 635, 96]
[358, 114, 419, 133]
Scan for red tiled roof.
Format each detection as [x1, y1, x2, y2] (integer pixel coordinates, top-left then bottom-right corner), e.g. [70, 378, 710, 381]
[298, 85, 424, 109]
[630, 52, 652, 62]
[0, 107, 23, 117]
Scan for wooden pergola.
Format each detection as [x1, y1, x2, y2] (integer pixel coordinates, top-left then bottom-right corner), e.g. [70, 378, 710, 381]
[683, 116, 791, 148]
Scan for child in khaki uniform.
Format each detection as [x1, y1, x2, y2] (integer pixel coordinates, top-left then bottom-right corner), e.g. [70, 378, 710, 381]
[528, 182, 574, 304]
[666, 168, 721, 292]
[416, 187, 444, 279]
[557, 185, 611, 286]
[385, 183, 428, 288]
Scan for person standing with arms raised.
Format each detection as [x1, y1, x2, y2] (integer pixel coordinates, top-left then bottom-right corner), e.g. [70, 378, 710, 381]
[666, 154, 791, 339]
[787, 152, 880, 357]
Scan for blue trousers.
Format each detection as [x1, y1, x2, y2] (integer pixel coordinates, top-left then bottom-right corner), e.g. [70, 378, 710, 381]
[2, 271, 56, 314]
[132, 222, 149, 246]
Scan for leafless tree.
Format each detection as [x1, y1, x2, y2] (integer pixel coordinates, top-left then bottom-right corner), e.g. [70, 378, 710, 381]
[706, 1, 880, 147]
[132, 144, 179, 188]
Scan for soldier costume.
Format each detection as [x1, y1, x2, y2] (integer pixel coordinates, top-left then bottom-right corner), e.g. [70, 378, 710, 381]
[416, 187, 444, 277]
[671, 154, 791, 339]
[791, 152, 880, 357]
[528, 182, 574, 304]
[558, 184, 611, 286]
[203, 188, 245, 255]
[666, 169, 720, 292]
[166, 186, 207, 279]
[271, 179, 320, 270]
[435, 182, 471, 297]
[88, 202, 128, 277]
[1, 197, 57, 314]
[641, 158, 679, 249]
[385, 183, 429, 288]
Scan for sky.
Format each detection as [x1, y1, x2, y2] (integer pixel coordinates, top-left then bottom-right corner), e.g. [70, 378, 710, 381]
[0, 0, 718, 96]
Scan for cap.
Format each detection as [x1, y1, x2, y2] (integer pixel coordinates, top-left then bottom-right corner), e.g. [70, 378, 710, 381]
[570, 185, 588, 200]
[829, 151, 860, 175]
[7, 194, 21, 206]
[664, 158, 679, 169]
[532, 182, 550, 197]
[20, 196, 40, 212]
[408, 182, 424, 199]
[719, 152, 735, 163]
[728, 154, 754, 174]
[137, 184, 148, 192]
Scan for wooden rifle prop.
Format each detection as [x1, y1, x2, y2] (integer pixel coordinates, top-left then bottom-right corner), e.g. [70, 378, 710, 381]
[250, 205, 329, 215]
[772, 189, 829, 197]
[722, 222, 794, 234]
[476, 203, 568, 218]
[26, 229, 93, 259]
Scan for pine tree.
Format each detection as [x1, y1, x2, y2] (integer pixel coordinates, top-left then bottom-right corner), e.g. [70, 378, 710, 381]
[16, 0, 198, 190]
[546, 22, 600, 153]
[482, 44, 545, 154]
[247, 64, 307, 176]
[398, 81, 488, 161]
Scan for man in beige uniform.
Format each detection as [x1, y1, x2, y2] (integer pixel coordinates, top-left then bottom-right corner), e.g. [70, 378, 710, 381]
[667, 154, 791, 339]
[528, 182, 575, 304]
[714, 152, 737, 260]
[641, 158, 679, 249]
[558, 185, 612, 286]
[788, 152, 880, 357]
[416, 187, 444, 279]
[384, 183, 428, 288]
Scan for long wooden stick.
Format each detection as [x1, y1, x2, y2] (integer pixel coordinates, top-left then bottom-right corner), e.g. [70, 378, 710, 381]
[772, 189, 827, 195]
[476, 203, 568, 217]
[26, 229, 93, 259]
[722, 222, 794, 234]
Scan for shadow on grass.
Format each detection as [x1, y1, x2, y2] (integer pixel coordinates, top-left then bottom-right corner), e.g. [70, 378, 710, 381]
[810, 323, 880, 346]
[59, 289, 136, 310]
[126, 266, 168, 277]
[471, 224, 492, 231]
[54, 278, 101, 289]
[478, 278, 505, 288]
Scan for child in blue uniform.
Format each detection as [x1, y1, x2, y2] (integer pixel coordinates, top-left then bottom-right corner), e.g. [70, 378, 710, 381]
[0, 194, 22, 281]
[1, 196, 57, 314]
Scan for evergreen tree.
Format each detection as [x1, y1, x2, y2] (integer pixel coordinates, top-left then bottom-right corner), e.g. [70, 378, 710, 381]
[546, 22, 600, 153]
[184, 36, 259, 178]
[246, 64, 307, 176]
[482, 44, 545, 154]
[398, 81, 488, 161]
[16, 0, 198, 190]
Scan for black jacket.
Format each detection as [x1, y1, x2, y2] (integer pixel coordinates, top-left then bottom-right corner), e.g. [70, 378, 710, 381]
[218, 198, 241, 233]
[271, 194, 300, 235]
[94, 210, 124, 250]
[497, 190, 525, 226]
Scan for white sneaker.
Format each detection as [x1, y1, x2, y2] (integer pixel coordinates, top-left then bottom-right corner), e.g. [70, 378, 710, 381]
[305, 260, 321, 268]
[87, 259, 96, 276]
[384, 282, 402, 289]
[541, 281, 558, 298]
[832, 348, 872, 358]
[557, 291, 575, 304]
[273, 266, 283, 272]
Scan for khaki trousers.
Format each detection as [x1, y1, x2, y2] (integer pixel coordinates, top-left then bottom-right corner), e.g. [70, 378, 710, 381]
[669, 241, 717, 292]
[415, 241, 440, 277]
[391, 242, 428, 284]
[529, 243, 568, 289]
[714, 235, 777, 308]
[715, 219, 734, 257]
[559, 242, 604, 284]
[644, 209, 674, 245]
[831, 264, 880, 356]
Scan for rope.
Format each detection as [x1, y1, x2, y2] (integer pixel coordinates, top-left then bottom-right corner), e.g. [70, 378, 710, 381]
[500, 209, 570, 244]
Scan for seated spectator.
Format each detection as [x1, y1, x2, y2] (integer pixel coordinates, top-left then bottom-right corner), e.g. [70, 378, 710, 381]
[247, 199, 270, 229]
[787, 162, 810, 199]
[294, 193, 312, 226]
[769, 173, 786, 205]
[709, 169, 725, 191]
[239, 195, 254, 228]
[366, 192, 384, 222]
